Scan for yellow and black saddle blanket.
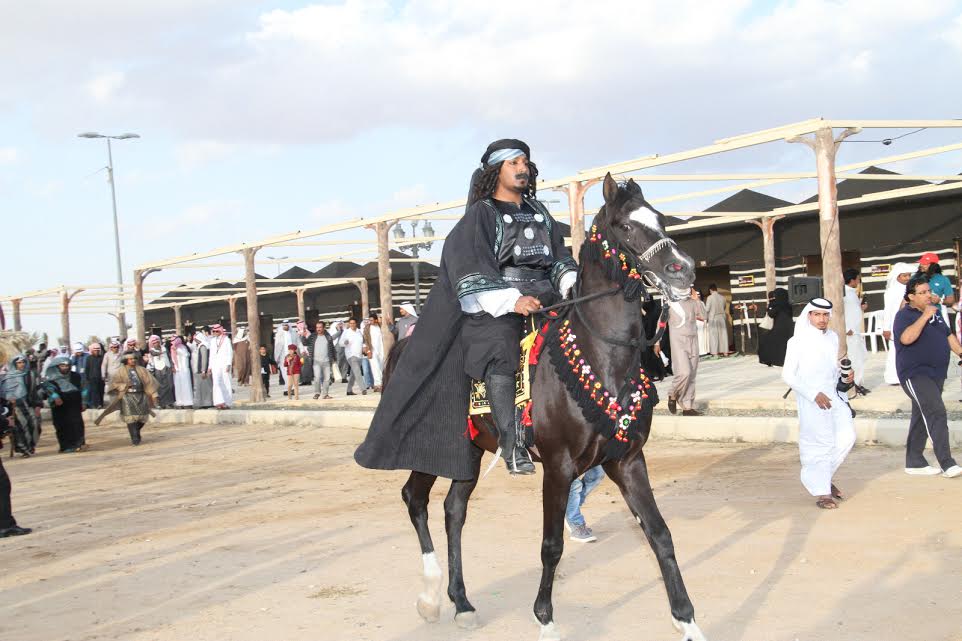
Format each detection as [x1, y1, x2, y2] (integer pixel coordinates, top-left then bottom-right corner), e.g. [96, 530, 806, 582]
[468, 329, 539, 416]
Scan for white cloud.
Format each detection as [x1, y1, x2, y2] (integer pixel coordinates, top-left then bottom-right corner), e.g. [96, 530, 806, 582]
[942, 13, 962, 52]
[86, 71, 126, 103]
[391, 184, 428, 206]
[174, 140, 237, 169]
[0, 147, 17, 164]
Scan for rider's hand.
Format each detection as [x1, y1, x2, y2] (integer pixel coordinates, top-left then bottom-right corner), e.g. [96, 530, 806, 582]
[514, 296, 542, 316]
[814, 392, 832, 410]
[653, 344, 661, 355]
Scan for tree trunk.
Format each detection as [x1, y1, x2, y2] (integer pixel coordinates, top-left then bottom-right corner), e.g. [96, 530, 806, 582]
[134, 269, 146, 347]
[243, 248, 264, 402]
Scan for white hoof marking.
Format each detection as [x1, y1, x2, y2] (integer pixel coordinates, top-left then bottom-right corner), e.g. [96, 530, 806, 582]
[672, 617, 707, 641]
[455, 611, 479, 630]
[416, 552, 443, 623]
[539, 621, 562, 641]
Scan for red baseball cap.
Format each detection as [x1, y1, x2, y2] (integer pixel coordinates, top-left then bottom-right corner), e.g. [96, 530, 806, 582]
[919, 252, 939, 266]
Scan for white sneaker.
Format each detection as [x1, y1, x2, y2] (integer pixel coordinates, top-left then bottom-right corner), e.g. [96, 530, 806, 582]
[905, 466, 942, 476]
[942, 465, 962, 478]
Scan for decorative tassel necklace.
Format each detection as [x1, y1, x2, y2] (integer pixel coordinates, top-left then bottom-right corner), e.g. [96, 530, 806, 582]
[548, 317, 658, 459]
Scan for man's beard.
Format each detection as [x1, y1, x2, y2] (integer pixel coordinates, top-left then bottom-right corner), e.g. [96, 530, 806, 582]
[503, 172, 530, 193]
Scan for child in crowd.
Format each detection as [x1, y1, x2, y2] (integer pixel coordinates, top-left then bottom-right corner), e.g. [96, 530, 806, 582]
[284, 344, 302, 400]
[258, 345, 277, 398]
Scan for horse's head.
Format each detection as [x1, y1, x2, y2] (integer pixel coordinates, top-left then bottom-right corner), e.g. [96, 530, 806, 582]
[595, 173, 695, 302]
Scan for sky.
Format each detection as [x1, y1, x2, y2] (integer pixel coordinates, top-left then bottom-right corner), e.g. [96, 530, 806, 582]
[3, 0, 962, 343]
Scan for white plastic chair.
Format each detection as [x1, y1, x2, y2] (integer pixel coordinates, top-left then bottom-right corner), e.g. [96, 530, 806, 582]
[862, 310, 887, 353]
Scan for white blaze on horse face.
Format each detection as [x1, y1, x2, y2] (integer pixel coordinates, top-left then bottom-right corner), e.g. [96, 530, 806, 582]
[629, 203, 664, 233]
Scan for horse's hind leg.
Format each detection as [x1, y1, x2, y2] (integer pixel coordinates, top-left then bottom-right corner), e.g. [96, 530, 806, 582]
[444, 447, 482, 629]
[604, 455, 707, 641]
[402, 471, 442, 623]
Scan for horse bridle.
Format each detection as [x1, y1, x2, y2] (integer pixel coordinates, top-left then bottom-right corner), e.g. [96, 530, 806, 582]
[536, 219, 672, 351]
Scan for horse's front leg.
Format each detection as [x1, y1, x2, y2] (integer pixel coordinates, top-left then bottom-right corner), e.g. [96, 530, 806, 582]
[444, 447, 482, 629]
[533, 463, 575, 641]
[604, 454, 707, 641]
[401, 471, 442, 623]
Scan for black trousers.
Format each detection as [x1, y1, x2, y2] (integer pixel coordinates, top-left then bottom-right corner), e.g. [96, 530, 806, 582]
[261, 373, 271, 395]
[86, 378, 105, 408]
[900, 376, 957, 470]
[0, 457, 16, 529]
[462, 313, 526, 380]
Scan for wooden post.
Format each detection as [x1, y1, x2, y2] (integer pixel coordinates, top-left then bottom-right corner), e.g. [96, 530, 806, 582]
[134, 269, 146, 346]
[788, 125, 860, 356]
[173, 305, 183, 335]
[296, 287, 306, 320]
[748, 215, 785, 294]
[11, 298, 21, 332]
[242, 247, 264, 402]
[370, 223, 396, 357]
[561, 178, 600, 261]
[60, 289, 70, 347]
[355, 279, 371, 320]
[228, 295, 238, 335]
[59, 288, 83, 347]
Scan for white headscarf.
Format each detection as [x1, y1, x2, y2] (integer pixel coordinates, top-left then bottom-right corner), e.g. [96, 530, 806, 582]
[399, 303, 418, 318]
[794, 297, 833, 338]
[882, 262, 914, 332]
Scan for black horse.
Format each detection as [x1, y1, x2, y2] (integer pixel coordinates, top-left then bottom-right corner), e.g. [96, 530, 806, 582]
[393, 174, 706, 641]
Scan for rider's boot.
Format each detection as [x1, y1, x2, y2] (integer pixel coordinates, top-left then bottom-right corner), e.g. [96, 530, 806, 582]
[485, 373, 535, 475]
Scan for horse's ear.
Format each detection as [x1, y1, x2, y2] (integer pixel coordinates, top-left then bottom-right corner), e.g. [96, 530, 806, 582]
[626, 178, 643, 198]
[602, 172, 619, 204]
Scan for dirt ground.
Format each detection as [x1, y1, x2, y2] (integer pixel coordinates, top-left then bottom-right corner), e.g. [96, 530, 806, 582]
[1, 420, 961, 641]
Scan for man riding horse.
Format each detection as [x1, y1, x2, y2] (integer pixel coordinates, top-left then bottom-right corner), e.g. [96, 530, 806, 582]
[355, 138, 577, 476]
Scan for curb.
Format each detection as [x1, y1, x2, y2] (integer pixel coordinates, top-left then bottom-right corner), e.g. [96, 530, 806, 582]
[74, 408, 962, 449]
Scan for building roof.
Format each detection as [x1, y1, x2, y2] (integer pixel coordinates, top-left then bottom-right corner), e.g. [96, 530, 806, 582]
[705, 188, 793, 212]
[800, 166, 929, 204]
[274, 266, 315, 283]
[346, 250, 439, 280]
[313, 261, 362, 278]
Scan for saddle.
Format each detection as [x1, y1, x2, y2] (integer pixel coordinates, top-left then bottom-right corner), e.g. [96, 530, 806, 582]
[465, 322, 551, 441]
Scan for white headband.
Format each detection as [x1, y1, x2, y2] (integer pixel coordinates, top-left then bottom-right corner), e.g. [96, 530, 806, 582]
[485, 148, 525, 166]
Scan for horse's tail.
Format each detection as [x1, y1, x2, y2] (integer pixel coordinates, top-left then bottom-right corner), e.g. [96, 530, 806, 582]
[381, 336, 409, 390]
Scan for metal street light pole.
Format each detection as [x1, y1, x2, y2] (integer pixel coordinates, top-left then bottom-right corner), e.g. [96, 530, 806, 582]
[393, 220, 435, 313]
[266, 256, 289, 277]
[78, 131, 140, 338]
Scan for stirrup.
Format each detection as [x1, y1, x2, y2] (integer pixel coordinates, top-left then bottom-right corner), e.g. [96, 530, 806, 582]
[505, 446, 535, 475]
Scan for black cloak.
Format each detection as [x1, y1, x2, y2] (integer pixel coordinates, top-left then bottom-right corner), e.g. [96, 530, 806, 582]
[354, 196, 572, 481]
[758, 288, 793, 367]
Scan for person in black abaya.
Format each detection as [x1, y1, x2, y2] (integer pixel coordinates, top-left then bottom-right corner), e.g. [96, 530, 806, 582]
[642, 299, 670, 380]
[41, 356, 86, 453]
[758, 288, 793, 367]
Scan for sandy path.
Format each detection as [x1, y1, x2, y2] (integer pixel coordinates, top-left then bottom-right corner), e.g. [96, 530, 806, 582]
[1, 420, 961, 641]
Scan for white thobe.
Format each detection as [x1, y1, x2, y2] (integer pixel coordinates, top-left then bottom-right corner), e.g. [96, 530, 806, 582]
[209, 335, 234, 407]
[782, 329, 856, 497]
[705, 292, 729, 355]
[274, 328, 294, 366]
[172, 345, 193, 407]
[367, 324, 384, 386]
[843, 285, 867, 386]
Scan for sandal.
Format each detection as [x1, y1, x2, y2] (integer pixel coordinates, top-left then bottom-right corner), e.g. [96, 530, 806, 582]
[831, 484, 844, 501]
[313, 394, 320, 400]
[815, 497, 838, 510]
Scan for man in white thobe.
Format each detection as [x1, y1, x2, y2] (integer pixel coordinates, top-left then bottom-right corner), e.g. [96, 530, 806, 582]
[274, 323, 295, 388]
[656, 288, 707, 416]
[705, 284, 729, 356]
[364, 313, 385, 390]
[782, 298, 856, 509]
[882, 263, 915, 385]
[842, 269, 868, 390]
[207, 324, 234, 408]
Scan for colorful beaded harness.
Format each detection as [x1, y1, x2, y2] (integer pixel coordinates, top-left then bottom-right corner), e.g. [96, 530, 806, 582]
[544, 221, 664, 459]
